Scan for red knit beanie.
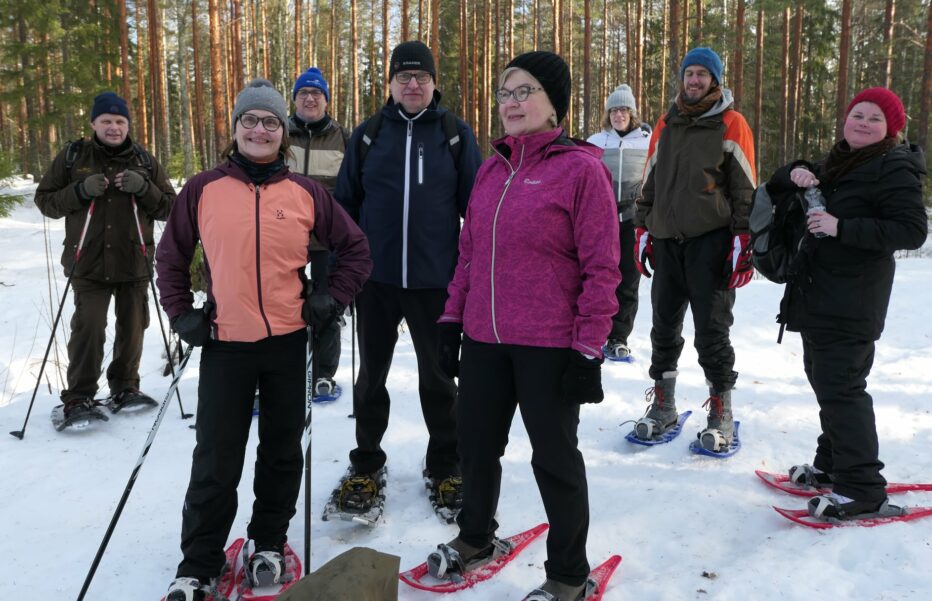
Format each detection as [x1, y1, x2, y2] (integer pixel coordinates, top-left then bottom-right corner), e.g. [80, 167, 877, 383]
[846, 87, 906, 138]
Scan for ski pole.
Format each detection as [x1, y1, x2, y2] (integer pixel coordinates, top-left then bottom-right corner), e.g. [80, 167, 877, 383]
[349, 300, 356, 419]
[131, 197, 192, 419]
[303, 324, 316, 576]
[76, 344, 195, 601]
[10, 201, 96, 440]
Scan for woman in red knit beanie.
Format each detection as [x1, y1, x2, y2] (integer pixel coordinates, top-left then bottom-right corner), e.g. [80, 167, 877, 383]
[761, 87, 927, 523]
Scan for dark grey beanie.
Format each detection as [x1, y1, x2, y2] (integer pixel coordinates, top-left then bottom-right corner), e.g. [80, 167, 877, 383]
[231, 78, 289, 131]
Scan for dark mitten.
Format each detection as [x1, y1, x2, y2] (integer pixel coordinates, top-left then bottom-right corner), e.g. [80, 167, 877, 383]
[303, 293, 344, 332]
[79, 173, 109, 200]
[119, 169, 149, 195]
[562, 351, 604, 404]
[171, 306, 211, 347]
[436, 322, 463, 379]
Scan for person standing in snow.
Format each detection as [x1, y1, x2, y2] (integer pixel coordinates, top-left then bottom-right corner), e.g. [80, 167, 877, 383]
[332, 40, 482, 512]
[631, 47, 756, 452]
[586, 84, 651, 361]
[155, 79, 370, 601]
[287, 67, 352, 397]
[35, 91, 176, 420]
[765, 87, 927, 521]
[426, 51, 619, 601]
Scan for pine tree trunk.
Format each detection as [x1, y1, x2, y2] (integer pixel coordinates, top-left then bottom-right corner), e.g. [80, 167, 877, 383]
[402, 0, 409, 40]
[583, 0, 591, 134]
[191, 0, 207, 169]
[733, 0, 745, 112]
[382, 0, 389, 89]
[835, 0, 852, 138]
[669, 0, 679, 102]
[787, 6, 803, 160]
[460, 1, 468, 119]
[208, 0, 228, 158]
[135, 1, 150, 149]
[431, 0, 440, 77]
[779, 7, 789, 164]
[351, 0, 358, 125]
[552, 0, 560, 55]
[118, 0, 132, 104]
[917, 0, 932, 152]
[295, 0, 303, 77]
[694, 0, 702, 45]
[754, 8, 764, 177]
[882, 0, 895, 89]
[176, 0, 195, 179]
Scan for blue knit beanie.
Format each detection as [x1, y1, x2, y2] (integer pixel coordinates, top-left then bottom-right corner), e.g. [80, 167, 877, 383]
[680, 47, 723, 85]
[91, 92, 130, 121]
[293, 67, 330, 102]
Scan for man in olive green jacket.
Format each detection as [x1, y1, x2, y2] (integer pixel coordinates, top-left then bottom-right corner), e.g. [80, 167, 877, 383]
[35, 91, 176, 420]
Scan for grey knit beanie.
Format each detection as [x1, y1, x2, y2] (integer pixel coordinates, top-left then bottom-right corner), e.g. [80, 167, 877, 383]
[606, 84, 637, 113]
[231, 78, 289, 131]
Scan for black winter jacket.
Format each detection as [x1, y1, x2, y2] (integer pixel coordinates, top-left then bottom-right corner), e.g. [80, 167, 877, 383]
[768, 143, 927, 340]
[334, 93, 482, 289]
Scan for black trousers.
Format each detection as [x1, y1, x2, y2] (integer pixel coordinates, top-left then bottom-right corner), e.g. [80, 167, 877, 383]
[648, 228, 737, 390]
[609, 219, 641, 343]
[455, 337, 589, 587]
[62, 277, 149, 401]
[802, 329, 887, 502]
[177, 328, 307, 581]
[349, 280, 459, 478]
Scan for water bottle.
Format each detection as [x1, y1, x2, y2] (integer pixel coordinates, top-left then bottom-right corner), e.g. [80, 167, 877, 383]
[804, 187, 828, 239]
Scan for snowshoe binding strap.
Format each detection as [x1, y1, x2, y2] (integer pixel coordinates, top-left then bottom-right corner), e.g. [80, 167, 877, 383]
[807, 494, 906, 521]
[338, 474, 380, 512]
[788, 464, 833, 487]
[434, 476, 464, 509]
[246, 549, 287, 588]
[522, 578, 595, 601]
[427, 537, 513, 581]
[699, 428, 728, 452]
[166, 577, 217, 601]
[314, 378, 335, 397]
[634, 417, 663, 440]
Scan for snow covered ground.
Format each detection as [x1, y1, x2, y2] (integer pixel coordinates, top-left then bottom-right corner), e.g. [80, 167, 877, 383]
[1, 175, 930, 600]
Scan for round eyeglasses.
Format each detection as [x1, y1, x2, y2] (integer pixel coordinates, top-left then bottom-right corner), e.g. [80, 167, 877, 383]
[495, 85, 544, 104]
[239, 113, 283, 132]
[395, 71, 432, 85]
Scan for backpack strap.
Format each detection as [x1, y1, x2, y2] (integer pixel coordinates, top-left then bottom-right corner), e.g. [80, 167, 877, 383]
[359, 112, 383, 165]
[64, 139, 83, 172]
[359, 110, 462, 167]
[132, 143, 153, 173]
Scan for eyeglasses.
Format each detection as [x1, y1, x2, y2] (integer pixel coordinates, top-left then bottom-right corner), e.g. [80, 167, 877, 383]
[296, 89, 324, 100]
[395, 71, 432, 85]
[239, 113, 283, 132]
[495, 85, 543, 104]
[609, 107, 631, 115]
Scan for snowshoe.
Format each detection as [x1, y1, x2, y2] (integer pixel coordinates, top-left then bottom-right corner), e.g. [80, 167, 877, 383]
[423, 470, 463, 523]
[697, 388, 733, 452]
[807, 493, 905, 521]
[602, 339, 633, 363]
[523, 578, 595, 601]
[427, 536, 513, 581]
[314, 377, 336, 397]
[165, 577, 221, 601]
[633, 377, 677, 441]
[245, 544, 288, 588]
[106, 388, 158, 413]
[322, 466, 387, 526]
[788, 464, 833, 487]
[51, 397, 109, 431]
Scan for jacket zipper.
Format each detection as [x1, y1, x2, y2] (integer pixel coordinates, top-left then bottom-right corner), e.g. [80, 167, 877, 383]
[303, 127, 313, 175]
[402, 119, 414, 287]
[418, 143, 424, 185]
[489, 144, 526, 343]
[254, 184, 273, 338]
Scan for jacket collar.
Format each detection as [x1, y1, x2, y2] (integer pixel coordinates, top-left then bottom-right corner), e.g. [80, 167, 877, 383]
[493, 128, 602, 162]
[218, 156, 291, 186]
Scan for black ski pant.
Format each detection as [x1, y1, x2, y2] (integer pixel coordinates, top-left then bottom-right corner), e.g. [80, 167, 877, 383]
[62, 277, 149, 401]
[349, 280, 459, 478]
[455, 337, 590, 587]
[609, 219, 641, 343]
[802, 329, 887, 502]
[177, 328, 307, 581]
[648, 228, 738, 391]
[310, 250, 341, 379]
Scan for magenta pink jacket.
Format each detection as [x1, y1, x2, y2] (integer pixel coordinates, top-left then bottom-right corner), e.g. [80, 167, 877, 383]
[440, 128, 620, 358]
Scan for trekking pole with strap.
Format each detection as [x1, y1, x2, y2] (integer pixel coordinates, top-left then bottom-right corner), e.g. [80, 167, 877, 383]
[76, 343, 195, 601]
[303, 322, 316, 576]
[10, 201, 96, 440]
[131, 197, 192, 419]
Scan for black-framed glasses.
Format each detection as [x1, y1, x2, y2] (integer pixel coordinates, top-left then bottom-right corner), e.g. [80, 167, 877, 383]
[239, 113, 283, 132]
[395, 71, 432, 85]
[609, 107, 631, 115]
[296, 89, 324, 99]
[495, 85, 543, 104]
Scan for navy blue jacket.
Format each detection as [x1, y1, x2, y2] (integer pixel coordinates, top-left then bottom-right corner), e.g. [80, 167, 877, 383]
[335, 94, 482, 289]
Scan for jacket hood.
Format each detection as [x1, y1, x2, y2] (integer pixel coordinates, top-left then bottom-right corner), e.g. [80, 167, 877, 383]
[383, 88, 442, 113]
[493, 128, 603, 161]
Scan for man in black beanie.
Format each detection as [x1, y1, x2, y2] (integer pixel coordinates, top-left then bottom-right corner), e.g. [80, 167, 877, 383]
[35, 92, 176, 427]
[331, 41, 482, 520]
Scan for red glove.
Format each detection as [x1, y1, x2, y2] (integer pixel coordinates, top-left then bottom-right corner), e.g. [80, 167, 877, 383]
[633, 227, 655, 278]
[726, 234, 753, 289]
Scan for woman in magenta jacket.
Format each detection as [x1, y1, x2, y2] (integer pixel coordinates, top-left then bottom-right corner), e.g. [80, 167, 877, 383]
[427, 52, 620, 601]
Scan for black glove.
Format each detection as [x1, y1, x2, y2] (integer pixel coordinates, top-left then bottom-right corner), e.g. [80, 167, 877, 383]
[118, 169, 149, 195]
[303, 293, 344, 332]
[78, 173, 108, 200]
[437, 322, 463, 379]
[171, 306, 212, 347]
[562, 351, 604, 404]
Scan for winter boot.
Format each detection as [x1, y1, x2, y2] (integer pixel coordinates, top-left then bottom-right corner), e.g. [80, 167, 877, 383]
[427, 536, 511, 580]
[807, 493, 905, 521]
[63, 397, 100, 420]
[430, 475, 464, 510]
[314, 377, 336, 397]
[165, 577, 213, 601]
[604, 338, 631, 360]
[634, 372, 678, 440]
[247, 543, 288, 587]
[523, 578, 591, 601]
[789, 464, 834, 488]
[108, 388, 157, 412]
[698, 387, 734, 452]
[338, 470, 383, 512]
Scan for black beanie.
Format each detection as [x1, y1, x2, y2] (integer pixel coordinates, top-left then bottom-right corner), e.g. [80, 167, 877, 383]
[389, 41, 436, 80]
[505, 51, 571, 123]
[91, 92, 130, 122]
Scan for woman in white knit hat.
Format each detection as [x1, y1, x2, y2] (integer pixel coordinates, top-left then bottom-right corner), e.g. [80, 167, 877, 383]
[587, 84, 651, 361]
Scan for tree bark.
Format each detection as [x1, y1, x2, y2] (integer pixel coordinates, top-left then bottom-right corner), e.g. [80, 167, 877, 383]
[779, 7, 790, 164]
[175, 0, 195, 178]
[583, 0, 591, 134]
[118, 0, 132, 104]
[787, 5, 803, 160]
[882, 0, 896, 89]
[208, 0, 228, 158]
[351, 0, 358, 125]
[917, 0, 932, 152]
[191, 0, 207, 168]
[754, 8, 764, 177]
[135, 0, 150, 149]
[835, 0, 852, 138]
[733, 0, 745, 112]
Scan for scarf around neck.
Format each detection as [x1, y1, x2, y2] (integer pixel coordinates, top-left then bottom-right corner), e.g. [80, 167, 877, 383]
[821, 137, 897, 184]
[675, 85, 723, 117]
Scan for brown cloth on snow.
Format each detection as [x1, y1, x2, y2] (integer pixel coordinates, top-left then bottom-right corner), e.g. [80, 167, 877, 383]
[276, 547, 400, 601]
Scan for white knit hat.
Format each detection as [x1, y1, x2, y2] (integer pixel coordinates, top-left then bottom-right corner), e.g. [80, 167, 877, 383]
[606, 84, 637, 113]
